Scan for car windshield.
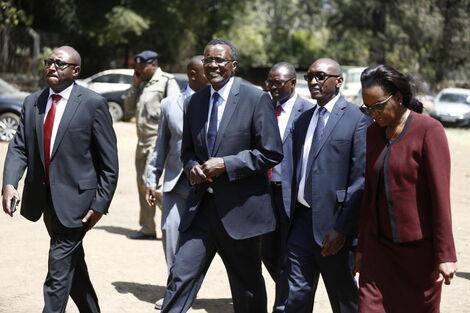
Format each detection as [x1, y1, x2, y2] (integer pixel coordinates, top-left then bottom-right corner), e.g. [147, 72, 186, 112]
[439, 93, 470, 105]
[0, 79, 20, 94]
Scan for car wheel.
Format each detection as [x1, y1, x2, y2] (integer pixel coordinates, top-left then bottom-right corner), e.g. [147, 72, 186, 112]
[0, 112, 20, 142]
[108, 101, 124, 122]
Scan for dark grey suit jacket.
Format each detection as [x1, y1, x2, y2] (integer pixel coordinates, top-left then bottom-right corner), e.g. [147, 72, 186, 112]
[3, 83, 119, 228]
[291, 96, 371, 245]
[276, 96, 313, 217]
[180, 77, 283, 240]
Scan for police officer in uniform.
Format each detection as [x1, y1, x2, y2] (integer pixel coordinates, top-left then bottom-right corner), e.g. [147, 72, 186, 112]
[125, 50, 180, 239]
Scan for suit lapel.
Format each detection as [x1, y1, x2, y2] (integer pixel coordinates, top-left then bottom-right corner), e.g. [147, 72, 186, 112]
[196, 88, 210, 158]
[313, 96, 346, 159]
[35, 89, 50, 168]
[212, 77, 241, 156]
[51, 84, 82, 159]
[283, 96, 304, 143]
[295, 107, 316, 183]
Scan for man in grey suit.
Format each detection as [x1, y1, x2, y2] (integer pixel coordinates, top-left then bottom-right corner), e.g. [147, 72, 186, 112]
[262, 62, 313, 313]
[284, 58, 371, 313]
[2, 46, 118, 313]
[144, 55, 209, 310]
[161, 39, 283, 313]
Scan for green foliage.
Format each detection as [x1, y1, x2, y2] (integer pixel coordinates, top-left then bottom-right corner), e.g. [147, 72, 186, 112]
[0, 1, 31, 30]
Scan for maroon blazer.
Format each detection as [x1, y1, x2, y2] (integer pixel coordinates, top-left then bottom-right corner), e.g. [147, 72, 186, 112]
[358, 111, 456, 263]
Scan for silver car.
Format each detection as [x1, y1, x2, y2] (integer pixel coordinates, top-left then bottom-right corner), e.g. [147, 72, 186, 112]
[430, 88, 470, 127]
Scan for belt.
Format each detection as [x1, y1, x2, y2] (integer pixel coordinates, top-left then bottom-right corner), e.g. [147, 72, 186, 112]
[270, 181, 282, 187]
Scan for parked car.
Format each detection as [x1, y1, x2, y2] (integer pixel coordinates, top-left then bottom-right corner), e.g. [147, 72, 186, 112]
[341, 66, 366, 103]
[76, 69, 134, 94]
[0, 79, 28, 141]
[430, 88, 470, 127]
[102, 73, 189, 122]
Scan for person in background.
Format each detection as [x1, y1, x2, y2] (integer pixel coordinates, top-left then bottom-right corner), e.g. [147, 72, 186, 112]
[262, 62, 313, 313]
[356, 64, 457, 313]
[144, 55, 209, 310]
[284, 58, 371, 313]
[124, 50, 180, 240]
[161, 38, 283, 313]
[2, 46, 119, 313]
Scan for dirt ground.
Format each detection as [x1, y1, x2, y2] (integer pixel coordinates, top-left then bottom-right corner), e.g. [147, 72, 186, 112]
[0, 121, 469, 313]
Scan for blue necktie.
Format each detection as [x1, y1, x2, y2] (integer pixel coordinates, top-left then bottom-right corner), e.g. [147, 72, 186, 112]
[304, 106, 327, 206]
[207, 92, 220, 156]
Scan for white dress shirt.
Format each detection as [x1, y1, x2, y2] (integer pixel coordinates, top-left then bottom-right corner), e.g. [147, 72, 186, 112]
[297, 94, 340, 207]
[271, 94, 297, 182]
[44, 84, 74, 157]
[206, 77, 235, 133]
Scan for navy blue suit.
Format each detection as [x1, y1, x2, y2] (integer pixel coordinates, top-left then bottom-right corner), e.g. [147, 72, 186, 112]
[285, 96, 370, 313]
[161, 77, 283, 313]
[261, 95, 312, 313]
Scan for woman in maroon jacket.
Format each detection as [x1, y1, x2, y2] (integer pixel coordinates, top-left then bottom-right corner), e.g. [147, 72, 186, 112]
[355, 64, 457, 312]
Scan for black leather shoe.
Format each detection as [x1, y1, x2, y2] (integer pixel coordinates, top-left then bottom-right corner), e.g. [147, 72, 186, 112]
[128, 231, 157, 240]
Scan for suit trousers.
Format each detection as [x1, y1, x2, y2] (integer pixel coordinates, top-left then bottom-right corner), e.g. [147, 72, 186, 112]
[161, 175, 189, 272]
[284, 203, 358, 313]
[42, 200, 100, 313]
[261, 183, 290, 313]
[135, 147, 156, 235]
[161, 193, 268, 313]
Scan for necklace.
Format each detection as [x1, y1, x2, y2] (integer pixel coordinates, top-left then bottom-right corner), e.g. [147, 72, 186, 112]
[386, 109, 410, 140]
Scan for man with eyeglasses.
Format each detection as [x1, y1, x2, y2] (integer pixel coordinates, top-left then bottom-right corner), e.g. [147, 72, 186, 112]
[262, 62, 313, 313]
[284, 58, 371, 313]
[160, 38, 283, 313]
[2, 46, 118, 313]
[124, 50, 180, 240]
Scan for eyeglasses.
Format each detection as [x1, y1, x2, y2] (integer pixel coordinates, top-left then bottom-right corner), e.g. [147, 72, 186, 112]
[202, 57, 233, 66]
[304, 72, 341, 83]
[44, 59, 78, 69]
[360, 94, 394, 115]
[135, 57, 156, 64]
[265, 78, 294, 88]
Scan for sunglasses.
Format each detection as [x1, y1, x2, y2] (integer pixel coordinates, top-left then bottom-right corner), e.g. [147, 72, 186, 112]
[304, 71, 341, 83]
[360, 94, 394, 115]
[265, 78, 294, 88]
[44, 59, 78, 70]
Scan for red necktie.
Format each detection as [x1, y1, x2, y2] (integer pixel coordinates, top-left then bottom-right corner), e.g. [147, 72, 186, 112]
[268, 105, 283, 179]
[44, 94, 61, 182]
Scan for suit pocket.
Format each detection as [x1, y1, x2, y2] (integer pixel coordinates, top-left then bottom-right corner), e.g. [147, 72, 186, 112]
[78, 179, 97, 191]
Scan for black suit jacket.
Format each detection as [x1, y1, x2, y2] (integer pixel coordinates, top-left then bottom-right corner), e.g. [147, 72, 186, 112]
[180, 77, 283, 240]
[3, 83, 119, 228]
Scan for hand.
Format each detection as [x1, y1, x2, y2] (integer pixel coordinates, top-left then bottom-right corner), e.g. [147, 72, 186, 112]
[354, 251, 362, 275]
[145, 186, 161, 207]
[190, 165, 208, 184]
[321, 229, 346, 256]
[201, 157, 226, 181]
[2, 185, 20, 217]
[81, 210, 103, 232]
[437, 262, 457, 285]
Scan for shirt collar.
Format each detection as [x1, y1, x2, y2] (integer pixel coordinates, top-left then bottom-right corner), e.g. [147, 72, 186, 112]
[317, 93, 340, 113]
[184, 85, 195, 97]
[277, 94, 297, 112]
[210, 77, 234, 102]
[49, 83, 74, 101]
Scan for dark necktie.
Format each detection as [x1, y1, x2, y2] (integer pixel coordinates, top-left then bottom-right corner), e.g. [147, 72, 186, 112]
[268, 104, 283, 179]
[207, 92, 220, 156]
[44, 94, 61, 182]
[304, 106, 327, 206]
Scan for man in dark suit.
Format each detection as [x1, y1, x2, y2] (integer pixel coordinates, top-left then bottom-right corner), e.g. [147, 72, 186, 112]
[161, 39, 283, 313]
[284, 58, 370, 313]
[262, 62, 313, 313]
[2, 46, 119, 313]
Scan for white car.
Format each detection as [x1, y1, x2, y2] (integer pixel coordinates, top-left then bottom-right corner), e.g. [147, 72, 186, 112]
[430, 88, 470, 127]
[76, 69, 134, 94]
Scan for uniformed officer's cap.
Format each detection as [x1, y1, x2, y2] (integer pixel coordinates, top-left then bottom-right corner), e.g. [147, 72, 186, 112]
[135, 50, 159, 64]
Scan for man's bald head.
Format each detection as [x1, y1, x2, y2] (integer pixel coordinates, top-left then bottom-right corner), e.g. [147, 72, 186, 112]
[306, 58, 343, 106]
[266, 62, 297, 103]
[187, 55, 209, 91]
[55, 46, 82, 66]
[311, 58, 341, 76]
[269, 62, 296, 80]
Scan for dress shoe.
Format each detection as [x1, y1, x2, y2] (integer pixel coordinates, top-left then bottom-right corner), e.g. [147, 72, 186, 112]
[154, 297, 164, 310]
[128, 231, 157, 240]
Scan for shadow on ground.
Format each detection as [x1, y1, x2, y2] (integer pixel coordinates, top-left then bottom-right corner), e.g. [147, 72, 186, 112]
[456, 272, 470, 280]
[112, 281, 233, 313]
[95, 225, 161, 240]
